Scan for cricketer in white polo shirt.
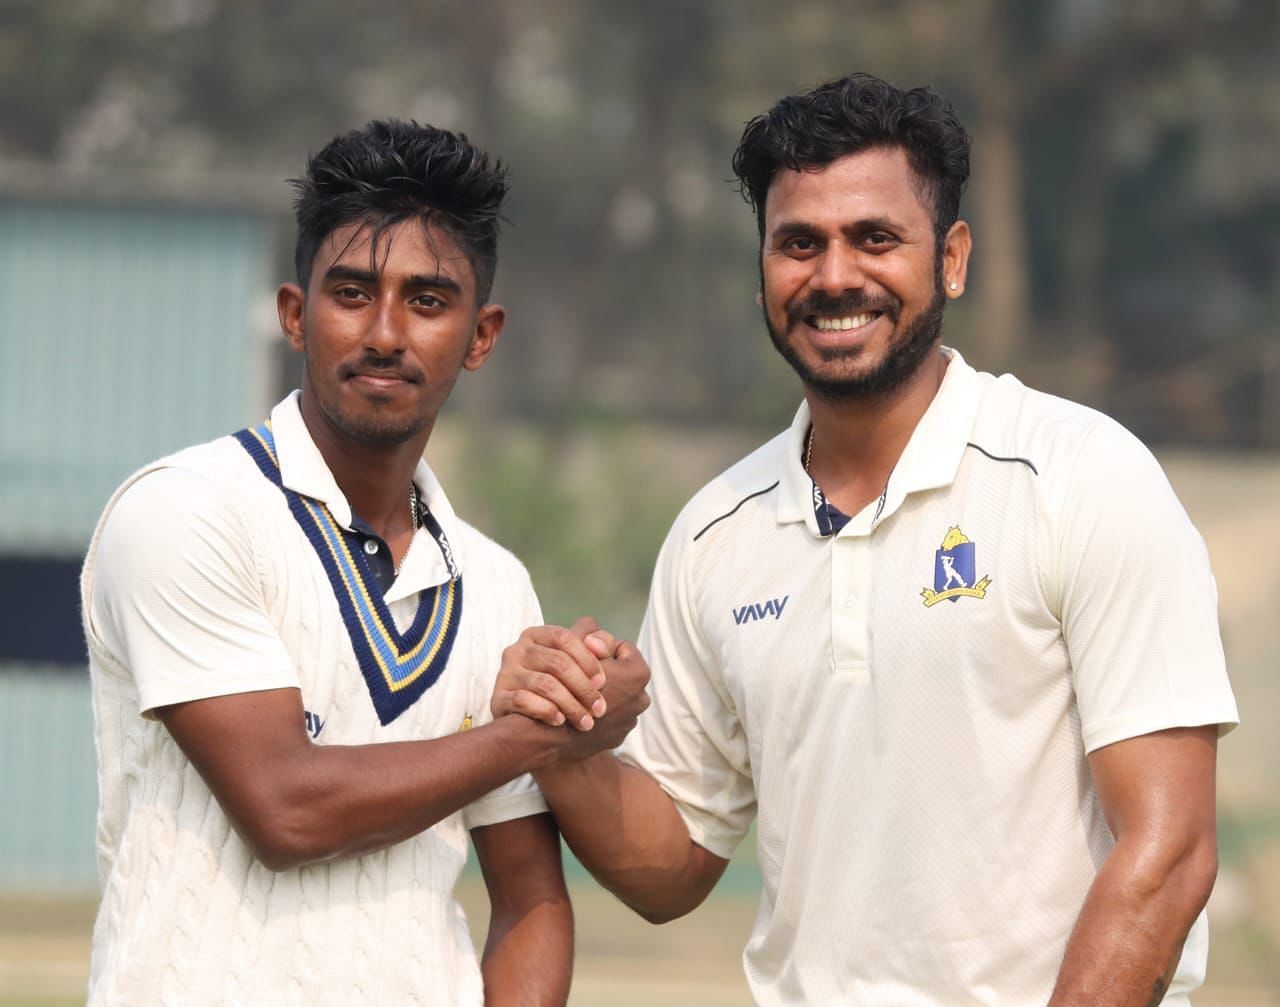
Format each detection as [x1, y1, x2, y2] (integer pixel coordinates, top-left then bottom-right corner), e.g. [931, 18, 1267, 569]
[494, 74, 1239, 1007]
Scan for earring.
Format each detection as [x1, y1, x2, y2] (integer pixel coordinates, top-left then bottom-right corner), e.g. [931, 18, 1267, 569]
[949, 282, 959, 291]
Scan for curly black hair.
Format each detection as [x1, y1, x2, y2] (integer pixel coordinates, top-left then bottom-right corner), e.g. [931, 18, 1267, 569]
[732, 73, 970, 243]
[290, 120, 508, 303]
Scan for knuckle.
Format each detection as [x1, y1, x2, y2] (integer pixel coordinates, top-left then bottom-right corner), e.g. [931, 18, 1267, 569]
[514, 692, 548, 716]
[548, 650, 577, 680]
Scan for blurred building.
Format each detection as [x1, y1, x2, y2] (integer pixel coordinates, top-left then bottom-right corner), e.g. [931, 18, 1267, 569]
[0, 162, 283, 885]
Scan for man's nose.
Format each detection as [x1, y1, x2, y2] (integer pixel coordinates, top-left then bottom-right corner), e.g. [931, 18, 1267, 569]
[363, 299, 406, 356]
[810, 244, 866, 295]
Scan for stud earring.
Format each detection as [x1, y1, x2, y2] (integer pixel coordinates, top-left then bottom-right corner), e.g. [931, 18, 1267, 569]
[949, 282, 959, 291]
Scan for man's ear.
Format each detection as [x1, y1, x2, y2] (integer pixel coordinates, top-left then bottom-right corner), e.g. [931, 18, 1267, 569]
[463, 303, 506, 371]
[942, 220, 972, 297]
[278, 283, 306, 351]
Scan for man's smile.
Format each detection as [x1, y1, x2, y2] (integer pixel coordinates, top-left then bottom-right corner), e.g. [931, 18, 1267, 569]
[808, 311, 881, 332]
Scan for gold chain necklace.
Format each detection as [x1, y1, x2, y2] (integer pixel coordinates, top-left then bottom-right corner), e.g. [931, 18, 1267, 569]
[803, 425, 815, 474]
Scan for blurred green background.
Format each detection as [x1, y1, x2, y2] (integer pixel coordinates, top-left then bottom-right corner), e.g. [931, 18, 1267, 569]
[1, 1, 1277, 1003]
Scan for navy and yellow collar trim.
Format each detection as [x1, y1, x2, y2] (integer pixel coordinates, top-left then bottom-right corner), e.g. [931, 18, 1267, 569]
[235, 421, 463, 725]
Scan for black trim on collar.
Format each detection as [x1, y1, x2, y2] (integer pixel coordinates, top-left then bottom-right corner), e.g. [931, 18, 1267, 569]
[692, 482, 781, 541]
[965, 442, 1039, 475]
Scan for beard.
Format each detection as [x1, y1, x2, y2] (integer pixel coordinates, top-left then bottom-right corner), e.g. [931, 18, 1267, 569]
[305, 354, 435, 447]
[764, 280, 947, 402]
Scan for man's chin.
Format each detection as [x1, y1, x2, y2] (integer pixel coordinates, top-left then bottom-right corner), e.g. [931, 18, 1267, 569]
[773, 343, 894, 400]
[330, 407, 426, 447]
[798, 366, 898, 401]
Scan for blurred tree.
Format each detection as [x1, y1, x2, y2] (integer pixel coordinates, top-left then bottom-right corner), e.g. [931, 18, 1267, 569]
[1, 0, 1275, 444]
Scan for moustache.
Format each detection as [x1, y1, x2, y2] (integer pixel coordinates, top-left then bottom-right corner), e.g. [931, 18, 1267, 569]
[339, 355, 425, 384]
[786, 291, 901, 327]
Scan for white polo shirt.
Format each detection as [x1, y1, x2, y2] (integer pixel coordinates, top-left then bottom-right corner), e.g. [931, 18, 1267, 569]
[620, 348, 1238, 1007]
[82, 392, 546, 1007]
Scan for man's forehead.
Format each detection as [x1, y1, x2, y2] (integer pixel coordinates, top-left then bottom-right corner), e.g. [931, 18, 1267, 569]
[764, 147, 931, 229]
[316, 217, 473, 282]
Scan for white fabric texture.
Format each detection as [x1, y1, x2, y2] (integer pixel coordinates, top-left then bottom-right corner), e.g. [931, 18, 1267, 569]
[81, 393, 547, 1006]
[620, 348, 1238, 1007]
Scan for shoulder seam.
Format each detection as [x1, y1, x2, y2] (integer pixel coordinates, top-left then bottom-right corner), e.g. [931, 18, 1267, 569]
[692, 482, 780, 542]
[965, 442, 1038, 475]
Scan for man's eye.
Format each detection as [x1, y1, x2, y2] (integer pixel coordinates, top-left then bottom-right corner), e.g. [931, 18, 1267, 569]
[864, 232, 897, 249]
[336, 286, 365, 300]
[413, 294, 443, 308]
[783, 237, 819, 254]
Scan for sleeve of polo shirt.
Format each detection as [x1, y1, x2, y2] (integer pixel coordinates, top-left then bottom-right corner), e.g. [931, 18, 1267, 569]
[90, 466, 300, 717]
[618, 525, 756, 860]
[463, 559, 550, 831]
[1049, 419, 1239, 754]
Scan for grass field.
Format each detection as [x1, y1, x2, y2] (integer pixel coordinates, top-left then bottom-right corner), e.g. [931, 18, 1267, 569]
[5, 869, 1280, 1007]
[0, 876, 756, 1007]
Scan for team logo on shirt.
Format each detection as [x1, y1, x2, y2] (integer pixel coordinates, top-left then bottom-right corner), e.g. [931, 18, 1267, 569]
[921, 526, 991, 607]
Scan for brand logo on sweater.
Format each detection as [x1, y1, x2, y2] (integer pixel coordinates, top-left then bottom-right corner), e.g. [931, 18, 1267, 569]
[732, 595, 789, 625]
[304, 710, 326, 739]
[921, 527, 991, 607]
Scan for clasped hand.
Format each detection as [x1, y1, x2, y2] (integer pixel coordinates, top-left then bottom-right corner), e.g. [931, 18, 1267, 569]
[492, 617, 651, 759]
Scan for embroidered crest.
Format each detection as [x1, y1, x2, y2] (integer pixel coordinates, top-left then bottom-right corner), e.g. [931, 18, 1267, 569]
[921, 526, 991, 607]
[234, 421, 463, 725]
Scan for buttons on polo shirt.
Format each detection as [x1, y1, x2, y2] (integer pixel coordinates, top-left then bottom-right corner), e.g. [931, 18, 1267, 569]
[363, 539, 379, 556]
[832, 536, 871, 671]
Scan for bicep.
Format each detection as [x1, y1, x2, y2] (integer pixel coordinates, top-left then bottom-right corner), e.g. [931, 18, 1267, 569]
[156, 687, 313, 841]
[1088, 726, 1219, 844]
[679, 835, 731, 907]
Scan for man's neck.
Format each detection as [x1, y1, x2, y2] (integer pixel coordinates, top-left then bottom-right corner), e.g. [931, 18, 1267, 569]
[803, 348, 949, 518]
[298, 391, 430, 542]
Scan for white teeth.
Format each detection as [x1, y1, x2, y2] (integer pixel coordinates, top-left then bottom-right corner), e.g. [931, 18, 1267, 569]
[813, 313, 875, 331]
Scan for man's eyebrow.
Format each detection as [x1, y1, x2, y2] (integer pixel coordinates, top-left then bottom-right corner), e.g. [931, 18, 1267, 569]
[769, 220, 820, 242]
[402, 273, 463, 294]
[843, 215, 904, 235]
[323, 264, 379, 285]
[769, 216, 907, 241]
[322, 264, 463, 294]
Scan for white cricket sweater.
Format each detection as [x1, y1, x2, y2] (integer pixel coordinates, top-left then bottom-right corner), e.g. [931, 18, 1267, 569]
[81, 394, 546, 1006]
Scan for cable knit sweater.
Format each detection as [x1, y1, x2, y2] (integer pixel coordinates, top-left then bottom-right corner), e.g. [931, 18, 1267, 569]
[80, 395, 546, 1006]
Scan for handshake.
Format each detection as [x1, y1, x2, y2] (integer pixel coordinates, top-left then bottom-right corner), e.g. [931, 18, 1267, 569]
[490, 618, 652, 763]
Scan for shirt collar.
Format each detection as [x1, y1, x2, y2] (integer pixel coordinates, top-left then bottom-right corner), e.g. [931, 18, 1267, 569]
[268, 391, 465, 595]
[774, 346, 983, 534]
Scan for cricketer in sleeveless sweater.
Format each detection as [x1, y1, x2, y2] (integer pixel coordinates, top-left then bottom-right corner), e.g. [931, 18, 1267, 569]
[81, 392, 546, 1006]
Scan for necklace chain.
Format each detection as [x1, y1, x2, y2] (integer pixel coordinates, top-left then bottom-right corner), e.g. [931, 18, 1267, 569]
[395, 483, 420, 577]
[803, 425, 815, 474]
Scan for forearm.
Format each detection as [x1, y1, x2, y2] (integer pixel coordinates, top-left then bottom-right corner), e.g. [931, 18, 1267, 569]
[261, 718, 530, 863]
[482, 889, 573, 1006]
[1047, 835, 1218, 1007]
[476, 813, 573, 1007]
[159, 690, 569, 871]
[535, 753, 724, 923]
